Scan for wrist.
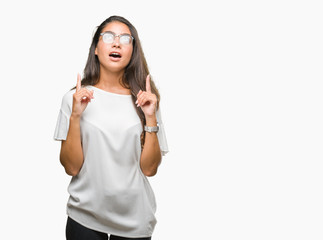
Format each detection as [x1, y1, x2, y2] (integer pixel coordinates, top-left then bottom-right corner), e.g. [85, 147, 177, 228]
[145, 115, 157, 126]
[71, 112, 81, 120]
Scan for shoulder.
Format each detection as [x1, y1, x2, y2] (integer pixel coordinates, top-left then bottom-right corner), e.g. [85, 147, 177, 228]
[62, 88, 76, 102]
[60, 88, 76, 113]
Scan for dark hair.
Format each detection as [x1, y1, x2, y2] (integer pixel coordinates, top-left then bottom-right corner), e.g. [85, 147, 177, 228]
[73, 15, 160, 148]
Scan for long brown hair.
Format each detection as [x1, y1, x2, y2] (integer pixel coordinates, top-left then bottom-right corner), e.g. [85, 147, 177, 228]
[73, 15, 160, 148]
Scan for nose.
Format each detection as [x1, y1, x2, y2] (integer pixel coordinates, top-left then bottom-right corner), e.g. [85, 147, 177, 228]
[112, 36, 121, 47]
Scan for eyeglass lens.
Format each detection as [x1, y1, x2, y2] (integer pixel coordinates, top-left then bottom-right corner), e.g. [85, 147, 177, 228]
[102, 32, 132, 45]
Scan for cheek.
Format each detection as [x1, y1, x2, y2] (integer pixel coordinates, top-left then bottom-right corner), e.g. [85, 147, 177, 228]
[124, 47, 133, 62]
[96, 43, 107, 56]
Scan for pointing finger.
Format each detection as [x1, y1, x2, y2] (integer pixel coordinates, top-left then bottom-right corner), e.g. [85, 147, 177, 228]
[146, 74, 151, 93]
[76, 73, 81, 92]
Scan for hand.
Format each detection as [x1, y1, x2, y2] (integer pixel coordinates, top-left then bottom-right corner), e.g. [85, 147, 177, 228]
[136, 75, 157, 118]
[72, 73, 94, 117]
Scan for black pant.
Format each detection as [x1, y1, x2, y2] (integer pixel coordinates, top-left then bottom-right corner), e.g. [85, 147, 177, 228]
[66, 217, 152, 240]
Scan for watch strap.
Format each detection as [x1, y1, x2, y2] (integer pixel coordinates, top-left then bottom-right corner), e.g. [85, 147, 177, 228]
[144, 125, 159, 133]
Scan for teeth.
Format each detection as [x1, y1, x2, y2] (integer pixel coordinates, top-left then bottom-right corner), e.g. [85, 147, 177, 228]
[111, 53, 120, 56]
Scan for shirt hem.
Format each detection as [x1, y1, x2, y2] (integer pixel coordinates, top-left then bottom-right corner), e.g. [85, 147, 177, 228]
[66, 211, 153, 238]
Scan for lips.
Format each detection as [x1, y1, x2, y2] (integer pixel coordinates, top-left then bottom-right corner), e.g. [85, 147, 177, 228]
[109, 51, 122, 61]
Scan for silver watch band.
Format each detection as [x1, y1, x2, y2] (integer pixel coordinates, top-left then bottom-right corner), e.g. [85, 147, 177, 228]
[144, 125, 159, 133]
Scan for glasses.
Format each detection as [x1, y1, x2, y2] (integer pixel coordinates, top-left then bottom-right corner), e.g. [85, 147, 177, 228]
[100, 31, 134, 45]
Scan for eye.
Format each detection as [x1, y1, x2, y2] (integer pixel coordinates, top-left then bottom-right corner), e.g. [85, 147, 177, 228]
[120, 35, 132, 44]
[102, 33, 114, 43]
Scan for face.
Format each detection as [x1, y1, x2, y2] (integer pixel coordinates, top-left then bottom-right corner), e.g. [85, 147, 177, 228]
[95, 21, 133, 73]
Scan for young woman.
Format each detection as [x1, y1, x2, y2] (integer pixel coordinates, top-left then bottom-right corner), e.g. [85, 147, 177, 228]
[53, 15, 168, 240]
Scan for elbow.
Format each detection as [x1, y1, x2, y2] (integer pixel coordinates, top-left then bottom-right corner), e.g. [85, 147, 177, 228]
[141, 163, 160, 177]
[140, 151, 162, 177]
[143, 168, 158, 177]
[60, 156, 81, 177]
[140, 163, 158, 177]
[64, 168, 79, 177]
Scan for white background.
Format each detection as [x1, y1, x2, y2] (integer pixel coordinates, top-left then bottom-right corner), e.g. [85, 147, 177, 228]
[0, 0, 322, 239]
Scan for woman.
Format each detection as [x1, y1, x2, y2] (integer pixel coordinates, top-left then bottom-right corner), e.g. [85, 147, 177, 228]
[53, 15, 168, 240]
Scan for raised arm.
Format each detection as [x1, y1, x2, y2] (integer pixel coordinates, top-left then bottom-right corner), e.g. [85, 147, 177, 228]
[136, 75, 162, 177]
[60, 74, 94, 176]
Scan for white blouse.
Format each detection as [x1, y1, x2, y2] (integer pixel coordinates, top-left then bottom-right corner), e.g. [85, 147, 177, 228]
[53, 86, 168, 238]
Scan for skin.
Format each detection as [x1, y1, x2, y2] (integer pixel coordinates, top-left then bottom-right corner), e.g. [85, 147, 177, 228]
[59, 21, 161, 177]
[94, 22, 133, 94]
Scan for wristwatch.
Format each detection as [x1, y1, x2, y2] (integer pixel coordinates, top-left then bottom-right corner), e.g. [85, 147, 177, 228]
[144, 124, 159, 133]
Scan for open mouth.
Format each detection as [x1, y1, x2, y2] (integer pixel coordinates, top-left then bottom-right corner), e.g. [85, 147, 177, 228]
[109, 52, 121, 59]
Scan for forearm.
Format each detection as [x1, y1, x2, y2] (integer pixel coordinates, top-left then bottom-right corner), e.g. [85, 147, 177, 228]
[60, 114, 84, 176]
[140, 116, 162, 177]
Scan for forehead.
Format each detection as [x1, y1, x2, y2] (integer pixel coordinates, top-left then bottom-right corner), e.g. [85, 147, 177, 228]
[101, 21, 131, 35]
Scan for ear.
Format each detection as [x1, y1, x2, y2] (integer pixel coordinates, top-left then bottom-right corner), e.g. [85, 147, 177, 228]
[95, 47, 98, 55]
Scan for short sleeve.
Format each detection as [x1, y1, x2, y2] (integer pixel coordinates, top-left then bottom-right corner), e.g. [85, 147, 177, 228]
[156, 107, 169, 156]
[53, 90, 74, 141]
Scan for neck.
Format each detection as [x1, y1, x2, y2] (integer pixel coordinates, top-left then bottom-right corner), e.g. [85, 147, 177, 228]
[97, 67, 125, 88]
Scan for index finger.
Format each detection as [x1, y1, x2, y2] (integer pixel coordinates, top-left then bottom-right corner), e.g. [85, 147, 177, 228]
[146, 74, 151, 93]
[76, 73, 81, 92]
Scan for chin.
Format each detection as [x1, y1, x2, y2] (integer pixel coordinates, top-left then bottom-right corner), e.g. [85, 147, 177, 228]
[102, 62, 128, 73]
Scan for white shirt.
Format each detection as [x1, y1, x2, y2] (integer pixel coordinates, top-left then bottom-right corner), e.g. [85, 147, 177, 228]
[53, 86, 168, 238]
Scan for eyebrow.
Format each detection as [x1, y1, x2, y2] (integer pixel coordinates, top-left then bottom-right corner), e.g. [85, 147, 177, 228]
[101, 31, 131, 35]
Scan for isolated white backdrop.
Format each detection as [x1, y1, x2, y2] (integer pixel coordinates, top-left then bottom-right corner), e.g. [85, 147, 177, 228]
[0, 0, 322, 239]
